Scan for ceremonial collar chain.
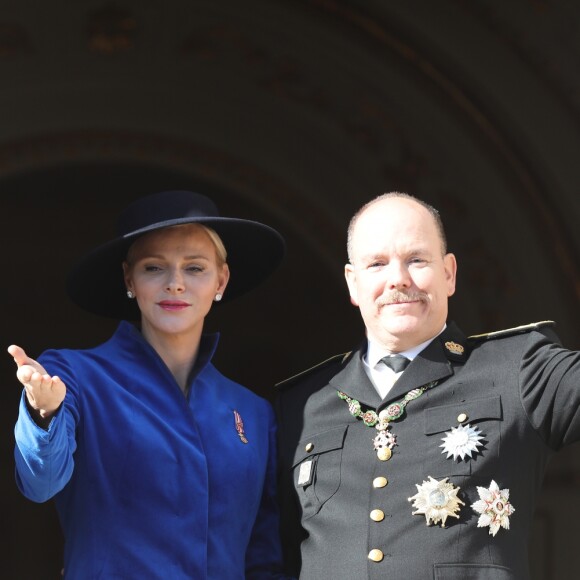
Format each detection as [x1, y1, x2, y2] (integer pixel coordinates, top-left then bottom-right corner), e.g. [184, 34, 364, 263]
[337, 380, 438, 460]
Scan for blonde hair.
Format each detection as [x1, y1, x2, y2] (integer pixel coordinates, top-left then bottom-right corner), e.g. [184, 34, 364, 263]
[126, 223, 228, 266]
[201, 224, 227, 266]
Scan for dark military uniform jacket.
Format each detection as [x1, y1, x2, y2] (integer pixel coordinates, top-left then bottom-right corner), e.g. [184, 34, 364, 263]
[275, 321, 580, 580]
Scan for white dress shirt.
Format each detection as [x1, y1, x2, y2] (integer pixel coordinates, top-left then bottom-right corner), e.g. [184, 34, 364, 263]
[363, 326, 446, 399]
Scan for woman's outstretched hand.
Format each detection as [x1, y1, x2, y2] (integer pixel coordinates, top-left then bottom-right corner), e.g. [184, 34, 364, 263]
[8, 345, 66, 425]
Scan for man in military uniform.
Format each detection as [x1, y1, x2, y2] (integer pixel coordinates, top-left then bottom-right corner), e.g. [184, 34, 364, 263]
[275, 192, 580, 579]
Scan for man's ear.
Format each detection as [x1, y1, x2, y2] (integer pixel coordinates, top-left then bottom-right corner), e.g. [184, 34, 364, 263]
[443, 253, 457, 297]
[344, 263, 360, 306]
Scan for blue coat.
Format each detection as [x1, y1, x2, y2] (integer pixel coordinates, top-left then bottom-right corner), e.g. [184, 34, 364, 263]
[15, 321, 286, 579]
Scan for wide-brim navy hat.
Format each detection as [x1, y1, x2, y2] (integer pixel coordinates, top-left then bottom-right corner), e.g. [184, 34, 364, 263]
[66, 190, 286, 319]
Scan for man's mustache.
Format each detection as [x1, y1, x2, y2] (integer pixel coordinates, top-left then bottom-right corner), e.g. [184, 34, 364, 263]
[376, 291, 428, 307]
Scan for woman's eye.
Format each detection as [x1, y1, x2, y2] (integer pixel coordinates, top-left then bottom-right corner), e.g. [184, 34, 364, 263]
[186, 265, 203, 272]
[144, 265, 162, 272]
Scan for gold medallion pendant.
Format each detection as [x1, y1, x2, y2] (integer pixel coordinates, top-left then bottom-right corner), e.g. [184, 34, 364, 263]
[338, 381, 438, 459]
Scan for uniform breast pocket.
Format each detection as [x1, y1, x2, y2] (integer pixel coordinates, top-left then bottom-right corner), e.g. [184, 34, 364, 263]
[291, 425, 348, 520]
[433, 563, 515, 579]
[423, 395, 502, 478]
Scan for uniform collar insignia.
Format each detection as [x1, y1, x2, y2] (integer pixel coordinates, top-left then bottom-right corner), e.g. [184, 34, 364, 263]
[434, 323, 470, 363]
[444, 341, 464, 356]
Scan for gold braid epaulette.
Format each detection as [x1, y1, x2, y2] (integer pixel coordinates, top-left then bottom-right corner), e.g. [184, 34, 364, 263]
[468, 320, 555, 341]
[275, 352, 351, 390]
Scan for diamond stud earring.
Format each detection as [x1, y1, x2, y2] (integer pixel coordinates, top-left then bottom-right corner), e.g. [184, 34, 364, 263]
[127, 290, 135, 299]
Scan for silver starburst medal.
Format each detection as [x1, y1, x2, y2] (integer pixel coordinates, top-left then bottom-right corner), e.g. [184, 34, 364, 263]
[408, 476, 464, 527]
[440, 423, 484, 461]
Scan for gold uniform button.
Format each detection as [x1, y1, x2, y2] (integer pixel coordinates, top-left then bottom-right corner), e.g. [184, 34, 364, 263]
[368, 549, 384, 562]
[457, 413, 468, 423]
[373, 477, 388, 488]
[370, 509, 385, 522]
[305, 442, 314, 452]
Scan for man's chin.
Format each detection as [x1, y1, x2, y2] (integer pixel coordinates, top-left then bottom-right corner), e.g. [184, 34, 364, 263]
[382, 313, 420, 331]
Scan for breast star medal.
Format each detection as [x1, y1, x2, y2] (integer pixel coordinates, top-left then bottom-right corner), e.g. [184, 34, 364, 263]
[408, 476, 464, 527]
[440, 423, 484, 460]
[471, 480, 515, 536]
[233, 409, 248, 443]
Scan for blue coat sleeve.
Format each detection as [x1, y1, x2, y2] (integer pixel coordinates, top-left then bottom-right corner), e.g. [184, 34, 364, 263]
[13, 350, 79, 503]
[245, 402, 296, 580]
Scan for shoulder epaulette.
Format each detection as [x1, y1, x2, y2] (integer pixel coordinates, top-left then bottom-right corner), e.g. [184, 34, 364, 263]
[468, 320, 555, 341]
[275, 352, 351, 390]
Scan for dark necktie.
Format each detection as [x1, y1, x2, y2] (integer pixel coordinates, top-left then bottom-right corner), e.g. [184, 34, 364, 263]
[381, 354, 410, 373]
